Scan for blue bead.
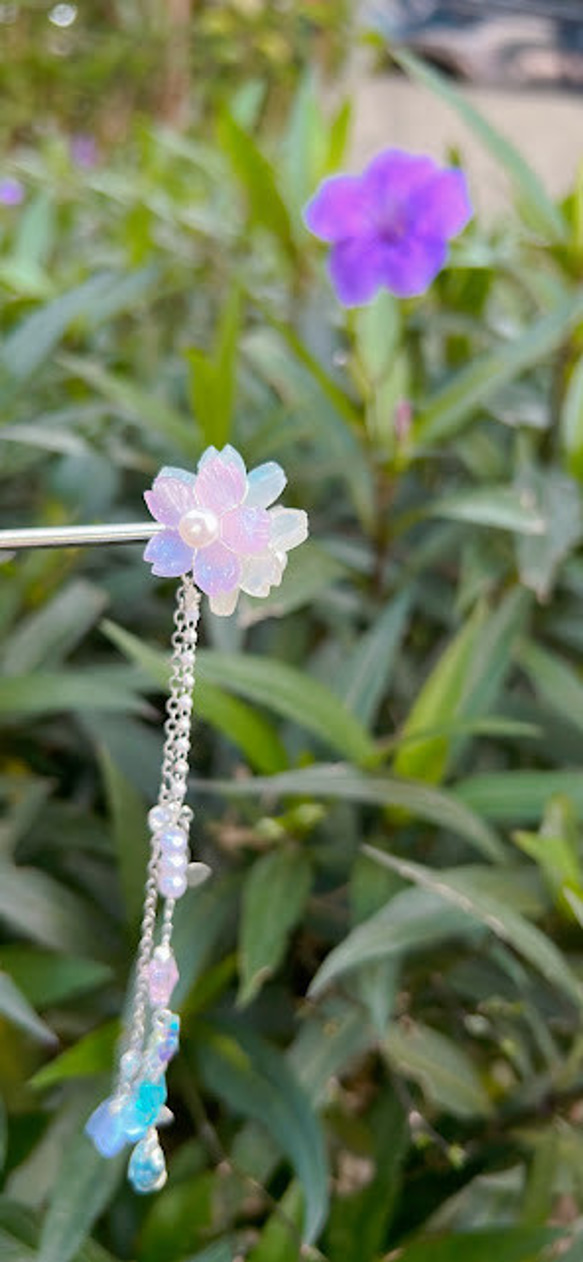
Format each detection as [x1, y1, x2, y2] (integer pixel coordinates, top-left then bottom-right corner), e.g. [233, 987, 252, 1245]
[128, 1135, 167, 1194]
[85, 1097, 127, 1158]
[123, 1079, 167, 1142]
[158, 1013, 180, 1066]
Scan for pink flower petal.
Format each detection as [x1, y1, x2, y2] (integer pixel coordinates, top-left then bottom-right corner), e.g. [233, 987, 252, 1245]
[144, 474, 197, 526]
[221, 506, 271, 556]
[143, 530, 193, 577]
[193, 540, 242, 595]
[194, 454, 247, 515]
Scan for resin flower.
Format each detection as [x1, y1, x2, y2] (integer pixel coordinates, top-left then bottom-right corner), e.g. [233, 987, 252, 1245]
[143, 445, 308, 615]
[303, 147, 472, 306]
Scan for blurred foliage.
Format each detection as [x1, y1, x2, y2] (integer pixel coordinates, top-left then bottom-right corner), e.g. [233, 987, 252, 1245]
[3, 6, 583, 1261]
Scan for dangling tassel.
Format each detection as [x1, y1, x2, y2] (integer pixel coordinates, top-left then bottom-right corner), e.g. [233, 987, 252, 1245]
[85, 446, 308, 1192]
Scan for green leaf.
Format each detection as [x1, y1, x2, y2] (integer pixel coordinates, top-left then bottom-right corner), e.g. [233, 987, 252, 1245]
[186, 287, 242, 447]
[561, 353, 583, 478]
[0, 861, 110, 957]
[0, 947, 112, 1008]
[217, 112, 296, 256]
[518, 637, 583, 735]
[31, 1021, 117, 1090]
[195, 1022, 329, 1244]
[38, 1129, 125, 1262]
[324, 1091, 408, 1262]
[394, 604, 486, 783]
[1, 581, 108, 675]
[430, 487, 546, 535]
[103, 621, 375, 763]
[2, 274, 116, 379]
[59, 354, 199, 456]
[457, 769, 583, 823]
[394, 49, 567, 243]
[0, 669, 146, 717]
[238, 847, 312, 1005]
[340, 590, 412, 729]
[98, 748, 149, 925]
[0, 972, 56, 1045]
[363, 848, 583, 1007]
[384, 1020, 491, 1118]
[194, 764, 505, 860]
[247, 1183, 303, 1262]
[515, 466, 582, 598]
[415, 290, 583, 446]
[310, 885, 475, 997]
[393, 1228, 560, 1262]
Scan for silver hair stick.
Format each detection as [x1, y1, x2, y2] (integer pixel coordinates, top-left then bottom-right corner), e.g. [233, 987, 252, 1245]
[0, 521, 164, 554]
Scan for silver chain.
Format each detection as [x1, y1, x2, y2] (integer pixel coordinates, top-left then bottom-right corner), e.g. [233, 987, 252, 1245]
[119, 575, 200, 1083]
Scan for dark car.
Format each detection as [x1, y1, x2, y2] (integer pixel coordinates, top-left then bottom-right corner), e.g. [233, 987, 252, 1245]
[371, 0, 583, 90]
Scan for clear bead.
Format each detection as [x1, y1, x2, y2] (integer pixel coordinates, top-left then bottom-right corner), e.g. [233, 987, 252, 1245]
[158, 870, 188, 899]
[148, 803, 174, 832]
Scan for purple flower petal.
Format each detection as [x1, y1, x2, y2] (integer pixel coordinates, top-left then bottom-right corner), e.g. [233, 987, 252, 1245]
[0, 177, 24, 207]
[144, 475, 197, 526]
[303, 174, 370, 243]
[363, 149, 437, 223]
[193, 540, 242, 595]
[328, 236, 387, 307]
[221, 506, 271, 555]
[195, 454, 246, 515]
[412, 168, 473, 239]
[380, 234, 448, 298]
[143, 530, 193, 577]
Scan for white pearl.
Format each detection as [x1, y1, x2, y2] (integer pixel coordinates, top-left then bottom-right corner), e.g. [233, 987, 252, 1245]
[148, 804, 173, 832]
[174, 758, 189, 778]
[178, 508, 219, 549]
[161, 849, 188, 872]
[160, 826, 188, 853]
[159, 870, 188, 899]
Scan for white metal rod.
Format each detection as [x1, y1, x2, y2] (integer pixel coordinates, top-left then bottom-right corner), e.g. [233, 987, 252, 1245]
[0, 521, 164, 552]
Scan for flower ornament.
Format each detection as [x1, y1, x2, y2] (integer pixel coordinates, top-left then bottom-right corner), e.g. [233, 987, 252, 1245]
[143, 445, 308, 615]
[303, 147, 472, 307]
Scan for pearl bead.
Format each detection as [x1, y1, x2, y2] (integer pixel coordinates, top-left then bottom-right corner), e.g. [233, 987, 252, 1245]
[159, 826, 188, 854]
[148, 804, 173, 833]
[178, 507, 219, 549]
[161, 850, 188, 873]
[158, 870, 188, 899]
[174, 758, 189, 778]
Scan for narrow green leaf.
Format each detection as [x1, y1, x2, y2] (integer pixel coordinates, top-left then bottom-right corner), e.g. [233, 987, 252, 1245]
[99, 748, 149, 925]
[415, 290, 583, 446]
[384, 1020, 491, 1118]
[310, 886, 476, 997]
[457, 770, 583, 823]
[103, 621, 374, 764]
[0, 972, 56, 1045]
[395, 49, 567, 243]
[0, 861, 111, 957]
[393, 1228, 560, 1262]
[196, 1023, 329, 1244]
[561, 353, 583, 478]
[0, 669, 146, 717]
[0, 948, 112, 1008]
[60, 353, 199, 456]
[430, 487, 546, 535]
[340, 590, 412, 729]
[238, 847, 312, 1005]
[1, 581, 108, 675]
[2, 274, 115, 379]
[518, 638, 583, 735]
[38, 1130, 125, 1262]
[394, 605, 486, 783]
[217, 112, 296, 255]
[364, 848, 582, 1007]
[31, 1021, 117, 1090]
[193, 764, 505, 860]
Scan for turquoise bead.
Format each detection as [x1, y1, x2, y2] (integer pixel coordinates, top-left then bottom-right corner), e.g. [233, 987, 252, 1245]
[123, 1078, 167, 1142]
[85, 1097, 127, 1158]
[128, 1134, 167, 1194]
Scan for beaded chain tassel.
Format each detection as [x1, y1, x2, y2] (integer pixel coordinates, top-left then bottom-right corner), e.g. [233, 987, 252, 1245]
[86, 575, 209, 1193]
[84, 444, 308, 1193]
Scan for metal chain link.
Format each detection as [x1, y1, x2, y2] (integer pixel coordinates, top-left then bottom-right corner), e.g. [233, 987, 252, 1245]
[120, 575, 200, 1083]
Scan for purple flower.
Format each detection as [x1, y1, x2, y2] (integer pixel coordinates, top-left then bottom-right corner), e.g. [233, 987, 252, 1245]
[0, 177, 24, 207]
[303, 148, 472, 306]
[70, 134, 98, 169]
[143, 445, 308, 616]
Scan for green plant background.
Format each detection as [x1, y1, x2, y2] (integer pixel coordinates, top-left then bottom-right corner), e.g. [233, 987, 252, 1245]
[1, 4, 583, 1260]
